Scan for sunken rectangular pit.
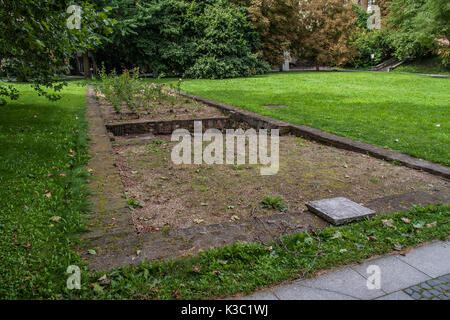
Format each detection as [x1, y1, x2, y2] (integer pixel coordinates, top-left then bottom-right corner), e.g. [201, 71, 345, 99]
[111, 134, 448, 234]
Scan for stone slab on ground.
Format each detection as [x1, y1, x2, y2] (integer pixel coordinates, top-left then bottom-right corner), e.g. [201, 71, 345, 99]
[306, 197, 375, 225]
[351, 255, 431, 293]
[397, 241, 450, 278]
[289, 268, 385, 299]
[375, 291, 414, 300]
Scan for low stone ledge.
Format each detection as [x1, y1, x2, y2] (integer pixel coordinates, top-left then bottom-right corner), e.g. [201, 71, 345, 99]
[105, 117, 231, 136]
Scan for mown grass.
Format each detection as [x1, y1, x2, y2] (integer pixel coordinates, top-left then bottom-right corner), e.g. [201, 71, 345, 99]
[170, 72, 450, 166]
[0, 81, 448, 300]
[0, 83, 90, 298]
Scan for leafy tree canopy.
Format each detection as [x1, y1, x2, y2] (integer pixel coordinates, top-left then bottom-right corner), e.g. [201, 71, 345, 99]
[386, 0, 450, 64]
[94, 0, 268, 78]
[0, 0, 113, 104]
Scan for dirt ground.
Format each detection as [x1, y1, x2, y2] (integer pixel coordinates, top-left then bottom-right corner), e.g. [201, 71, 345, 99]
[98, 91, 225, 124]
[112, 134, 449, 233]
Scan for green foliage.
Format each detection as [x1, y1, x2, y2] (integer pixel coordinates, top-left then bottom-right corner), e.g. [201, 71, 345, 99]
[353, 3, 372, 30]
[96, 67, 167, 114]
[386, 0, 450, 65]
[352, 29, 395, 67]
[0, 83, 90, 298]
[0, 1, 112, 104]
[94, 0, 268, 79]
[261, 196, 287, 212]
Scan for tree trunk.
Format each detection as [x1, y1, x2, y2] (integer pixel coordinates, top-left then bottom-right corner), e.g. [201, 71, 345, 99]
[83, 52, 90, 79]
[90, 50, 98, 77]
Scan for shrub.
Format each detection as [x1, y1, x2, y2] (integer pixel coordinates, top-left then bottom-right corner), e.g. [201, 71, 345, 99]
[352, 30, 395, 67]
[95, 0, 268, 79]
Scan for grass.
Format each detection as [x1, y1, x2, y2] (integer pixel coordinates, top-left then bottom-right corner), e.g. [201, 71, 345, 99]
[0, 83, 90, 298]
[167, 72, 450, 166]
[393, 57, 450, 75]
[0, 79, 448, 300]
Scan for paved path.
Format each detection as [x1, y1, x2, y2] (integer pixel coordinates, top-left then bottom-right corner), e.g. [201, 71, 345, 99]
[242, 240, 450, 300]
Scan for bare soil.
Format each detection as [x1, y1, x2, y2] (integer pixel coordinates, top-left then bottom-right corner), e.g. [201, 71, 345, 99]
[97, 91, 225, 124]
[112, 134, 449, 233]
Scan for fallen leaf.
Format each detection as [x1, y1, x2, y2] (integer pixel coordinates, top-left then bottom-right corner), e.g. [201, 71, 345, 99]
[59, 173, 66, 177]
[45, 192, 52, 198]
[172, 289, 180, 299]
[230, 215, 240, 221]
[88, 249, 97, 255]
[50, 216, 61, 223]
[98, 274, 110, 285]
[24, 243, 31, 249]
[382, 219, 394, 228]
[426, 221, 437, 228]
[367, 236, 377, 241]
[193, 219, 204, 224]
[401, 218, 410, 224]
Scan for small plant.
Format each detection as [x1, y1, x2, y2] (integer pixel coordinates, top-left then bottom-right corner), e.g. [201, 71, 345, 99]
[261, 195, 287, 212]
[127, 197, 142, 210]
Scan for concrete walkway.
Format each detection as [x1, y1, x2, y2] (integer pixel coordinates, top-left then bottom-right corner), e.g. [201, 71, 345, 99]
[242, 240, 450, 300]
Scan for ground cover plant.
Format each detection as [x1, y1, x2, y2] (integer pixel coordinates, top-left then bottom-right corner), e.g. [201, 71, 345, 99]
[167, 72, 450, 166]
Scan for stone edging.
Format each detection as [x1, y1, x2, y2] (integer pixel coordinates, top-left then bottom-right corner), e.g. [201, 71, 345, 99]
[173, 89, 449, 180]
[106, 117, 231, 136]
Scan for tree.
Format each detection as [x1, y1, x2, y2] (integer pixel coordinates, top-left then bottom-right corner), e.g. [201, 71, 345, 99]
[94, 0, 268, 78]
[0, 0, 112, 104]
[297, 0, 358, 69]
[230, 0, 302, 67]
[386, 0, 449, 65]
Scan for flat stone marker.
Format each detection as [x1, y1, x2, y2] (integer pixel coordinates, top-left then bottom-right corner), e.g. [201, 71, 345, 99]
[306, 197, 375, 225]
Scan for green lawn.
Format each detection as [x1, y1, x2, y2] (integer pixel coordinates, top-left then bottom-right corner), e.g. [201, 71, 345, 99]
[176, 72, 450, 166]
[0, 83, 90, 298]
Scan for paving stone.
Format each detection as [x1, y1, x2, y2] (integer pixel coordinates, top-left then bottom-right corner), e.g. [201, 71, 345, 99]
[240, 291, 279, 300]
[420, 283, 432, 290]
[351, 256, 430, 293]
[305, 197, 375, 225]
[422, 291, 433, 298]
[294, 268, 384, 299]
[404, 288, 413, 295]
[411, 292, 421, 299]
[438, 294, 448, 300]
[376, 291, 413, 300]
[397, 242, 450, 277]
[273, 283, 357, 300]
[429, 289, 440, 296]
[411, 285, 421, 292]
